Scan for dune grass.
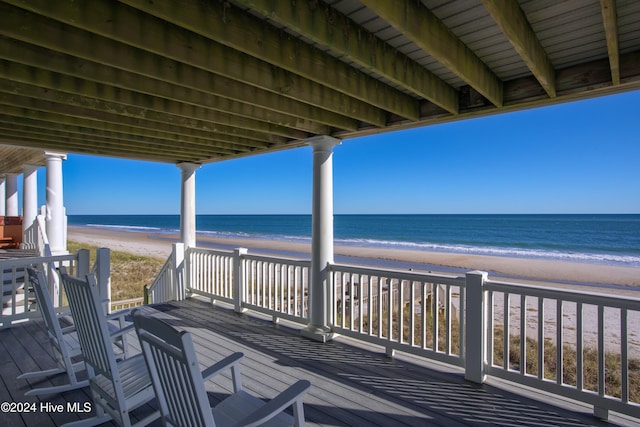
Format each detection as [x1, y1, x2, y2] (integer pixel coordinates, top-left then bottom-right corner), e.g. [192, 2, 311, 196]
[67, 241, 165, 301]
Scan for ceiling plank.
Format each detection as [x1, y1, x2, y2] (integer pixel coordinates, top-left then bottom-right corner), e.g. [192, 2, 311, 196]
[3, 0, 385, 128]
[0, 135, 215, 163]
[0, 123, 243, 157]
[0, 59, 310, 141]
[360, 0, 503, 107]
[0, 13, 341, 135]
[117, 0, 418, 121]
[0, 110, 256, 153]
[600, 0, 620, 85]
[235, 0, 458, 115]
[481, 0, 556, 98]
[0, 147, 45, 173]
[0, 93, 285, 146]
[0, 79, 293, 145]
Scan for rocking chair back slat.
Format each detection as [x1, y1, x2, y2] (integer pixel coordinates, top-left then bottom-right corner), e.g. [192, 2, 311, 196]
[16, 268, 88, 396]
[59, 269, 159, 427]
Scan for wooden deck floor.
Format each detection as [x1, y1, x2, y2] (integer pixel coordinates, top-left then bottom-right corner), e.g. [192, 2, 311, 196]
[1, 297, 638, 426]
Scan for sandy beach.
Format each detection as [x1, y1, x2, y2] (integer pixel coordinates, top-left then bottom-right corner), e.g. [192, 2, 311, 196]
[68, 225, 640, 294]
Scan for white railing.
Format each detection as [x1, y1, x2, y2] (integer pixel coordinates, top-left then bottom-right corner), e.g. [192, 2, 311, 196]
[21, 215, 49, 255]
[147, 246, 640, 420]
[0, 252, 83, 327]
[0, 248, 113, 327]
[146, 256, 175, 304]
[330, 263, 465, 366]
[242, 253, 309, 323]
[174, 247, 311, 323]
[145, 243, 185, 304]
[484, 279, 640, 420]
[186, 247, 235, 304]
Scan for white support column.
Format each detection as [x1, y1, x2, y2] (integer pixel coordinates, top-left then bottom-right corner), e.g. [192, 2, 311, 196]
[178, 162, 200, 249]
[0, 176, 5, 216]
[5, 173, 19, 216]
[302, 135, 341, 342]
[45, 152, 67, 255]
[22, 164, 39, 234]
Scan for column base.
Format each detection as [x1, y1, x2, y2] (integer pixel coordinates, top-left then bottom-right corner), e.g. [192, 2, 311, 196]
[301, 325, 337, 343]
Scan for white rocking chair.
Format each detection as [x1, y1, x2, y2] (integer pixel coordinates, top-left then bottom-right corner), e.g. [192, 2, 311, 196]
[59, 269, 159, 427]
[132, 309, 311, 427]
[17, 267, 89, 396]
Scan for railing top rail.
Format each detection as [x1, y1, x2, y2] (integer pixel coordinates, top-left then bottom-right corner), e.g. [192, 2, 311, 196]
[0, 253, 77, 268]
[486, 278, 640, 309]
[36, 215, 49, 244]
[243, 252, 310, 266]
[189, 246, 234, 257]
[330, 262, 465, 286]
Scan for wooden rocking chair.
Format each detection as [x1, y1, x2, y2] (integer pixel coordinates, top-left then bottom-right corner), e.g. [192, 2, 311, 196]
[59, 269, 159, 427]
[132, 309, 311, 427]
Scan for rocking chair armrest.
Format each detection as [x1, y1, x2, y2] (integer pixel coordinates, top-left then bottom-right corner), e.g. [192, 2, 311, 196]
[201, 352, 245, 382]
[60, 324, 77, 335]
[106, 308, 131, 322]
[235, 380, 311, 427]
[108, 323, 135, 341]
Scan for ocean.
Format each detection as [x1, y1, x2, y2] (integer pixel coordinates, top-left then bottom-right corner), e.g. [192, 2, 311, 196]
[67, 214, 640, 268]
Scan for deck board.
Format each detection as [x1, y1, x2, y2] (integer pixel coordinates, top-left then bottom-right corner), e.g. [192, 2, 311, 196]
[1, 297, 637, 426]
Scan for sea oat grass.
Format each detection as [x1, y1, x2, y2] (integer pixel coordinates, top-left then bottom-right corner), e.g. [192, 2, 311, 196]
[492, 327, 640, 403]
[67, 241, 165, 301]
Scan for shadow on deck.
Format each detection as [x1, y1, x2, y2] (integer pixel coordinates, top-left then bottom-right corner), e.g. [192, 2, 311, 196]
[1, 297, 637, 426]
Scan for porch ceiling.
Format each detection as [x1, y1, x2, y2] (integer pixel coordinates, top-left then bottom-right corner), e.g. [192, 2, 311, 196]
[0, 0, 639, 167]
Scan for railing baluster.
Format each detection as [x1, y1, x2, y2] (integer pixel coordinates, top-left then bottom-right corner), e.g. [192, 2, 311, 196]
[598, 305, 605, 397]
[504, 292, 510, 370]
[520, 294, 526, 375]
[577, 301, 584, 391]
[621, 308, 629, 403]
[538, 296, 544, 380]
[556, 299, 563, 385]
[487, 289, 495, 368]
[409, 280, 415, 347]
[387, 279, 394, 341]
[445, 284, 452, 354]
[368, 275, 374, 336]
[422, 282, 427, 349]
[378, 277, 384, 339]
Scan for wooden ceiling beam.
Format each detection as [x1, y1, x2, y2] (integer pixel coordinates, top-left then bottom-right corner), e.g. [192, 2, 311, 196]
[600, 0, 620, 85]
[117, 0, 417, 121]
[0, 60, 309, 141]
[0, 122, 242, 156]
[0, 135, 211, 164]
[0, 12, 339, 135]
[0, 110, 258, 153]
[361, 0, 503, 107]
[2, 0, 382, 128]
[482, 0, 556, 98]
[0, 93, 285, 147]
[235, 0, 458, 115]
[0, 125, 242, 160]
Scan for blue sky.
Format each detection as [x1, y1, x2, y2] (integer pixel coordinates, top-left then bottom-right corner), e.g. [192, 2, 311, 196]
[32, 90, 640, 215]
